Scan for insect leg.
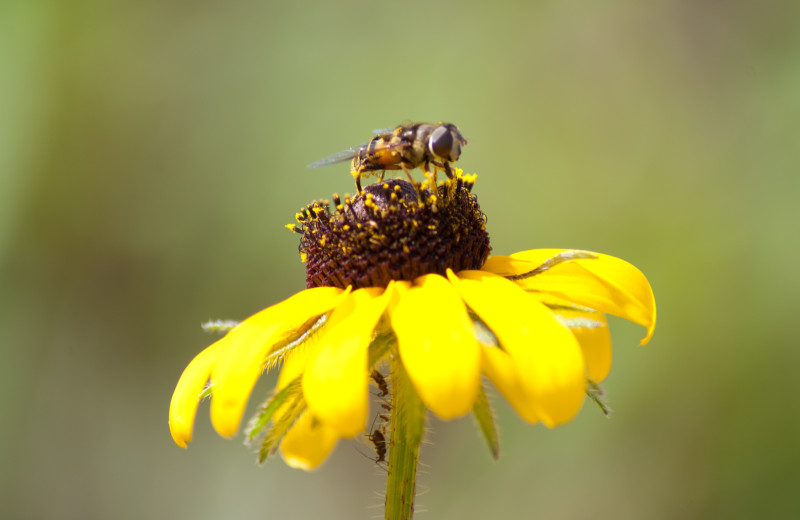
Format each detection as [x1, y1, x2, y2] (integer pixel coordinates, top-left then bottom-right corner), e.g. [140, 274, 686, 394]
[402, 167, 423, 190]
[443, 162, 454, 179]
[401, 166, 423, 198]
[355, 171, 363, 194]
[429, 162, 439, 187]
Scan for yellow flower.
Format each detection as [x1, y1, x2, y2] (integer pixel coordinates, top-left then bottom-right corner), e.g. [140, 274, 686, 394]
[169, 172, 656, 470]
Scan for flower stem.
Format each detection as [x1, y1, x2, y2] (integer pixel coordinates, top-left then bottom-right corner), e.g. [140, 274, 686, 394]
[385, 352, 425, 520]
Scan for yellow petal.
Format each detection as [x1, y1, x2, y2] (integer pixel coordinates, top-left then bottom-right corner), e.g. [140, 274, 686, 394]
[551, 307, 612, 383]
[168, 342, 222, 448]
[386, 279, 411, 310]
[276, 338, 314, 390]
[482, 254, 545, 276]
[272, 357, 311, 426]
[303, 286, 389, 438]
[485, 249, 656, 345]
[484, 249, 580, 272]
[280, 412, 339, 470]
[209, 287, 348, 438]
[449, 270, 586, 427]
[390, 274, 480, 419]
[529, 291, 613, 382]
[273, 310, 342, 425]
[479, 342, 540, 423]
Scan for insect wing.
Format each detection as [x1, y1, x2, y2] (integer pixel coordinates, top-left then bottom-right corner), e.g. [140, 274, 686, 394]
[308, 139, 406, 169]
[307, 143, 368, 168]
[374, 119, 415, 135]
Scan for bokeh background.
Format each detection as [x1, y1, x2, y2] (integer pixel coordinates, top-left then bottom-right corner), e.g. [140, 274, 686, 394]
[2, 0, 798, 518]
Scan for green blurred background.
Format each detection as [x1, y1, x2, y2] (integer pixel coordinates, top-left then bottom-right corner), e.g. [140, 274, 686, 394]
[2, 0, 798, 518]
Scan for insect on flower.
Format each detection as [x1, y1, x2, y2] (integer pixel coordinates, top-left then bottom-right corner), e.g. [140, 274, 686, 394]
[308, 122, 467, 193]
[368, 427, 387, 464]
[371, 369, 389, 398]
[366, 405, 390, 464]
[169, 159, 657, 519]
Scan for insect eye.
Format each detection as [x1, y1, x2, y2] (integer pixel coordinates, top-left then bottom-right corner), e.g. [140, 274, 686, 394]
[429, 126, 457, 161]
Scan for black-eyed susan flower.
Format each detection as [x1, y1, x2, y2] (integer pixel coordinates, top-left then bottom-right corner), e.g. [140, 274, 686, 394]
[169, 171, 656, 519]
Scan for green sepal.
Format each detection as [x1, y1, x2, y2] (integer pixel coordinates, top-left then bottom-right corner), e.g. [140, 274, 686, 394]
[198, 384, 213, 401]
[244, 377, 303, 447]
[260, 314, 328, 373]
[472, 382, 500, 460]
[586, 379, 612, 417]
[258, 397, 306, 464]
[200, 319, 240, 333]
[240, 376, 307, 464]
[505, 250, 598, 281]
[367, 319, 395, 368]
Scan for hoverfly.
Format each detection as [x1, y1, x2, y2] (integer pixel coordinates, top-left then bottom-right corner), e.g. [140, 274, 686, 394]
[308, 122, 467, 193]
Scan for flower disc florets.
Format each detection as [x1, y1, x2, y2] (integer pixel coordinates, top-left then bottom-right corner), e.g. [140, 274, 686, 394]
[291, 172, 491, 289]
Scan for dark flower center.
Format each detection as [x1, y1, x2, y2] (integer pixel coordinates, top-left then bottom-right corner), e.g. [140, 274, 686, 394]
[292, 174, 491, 289]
